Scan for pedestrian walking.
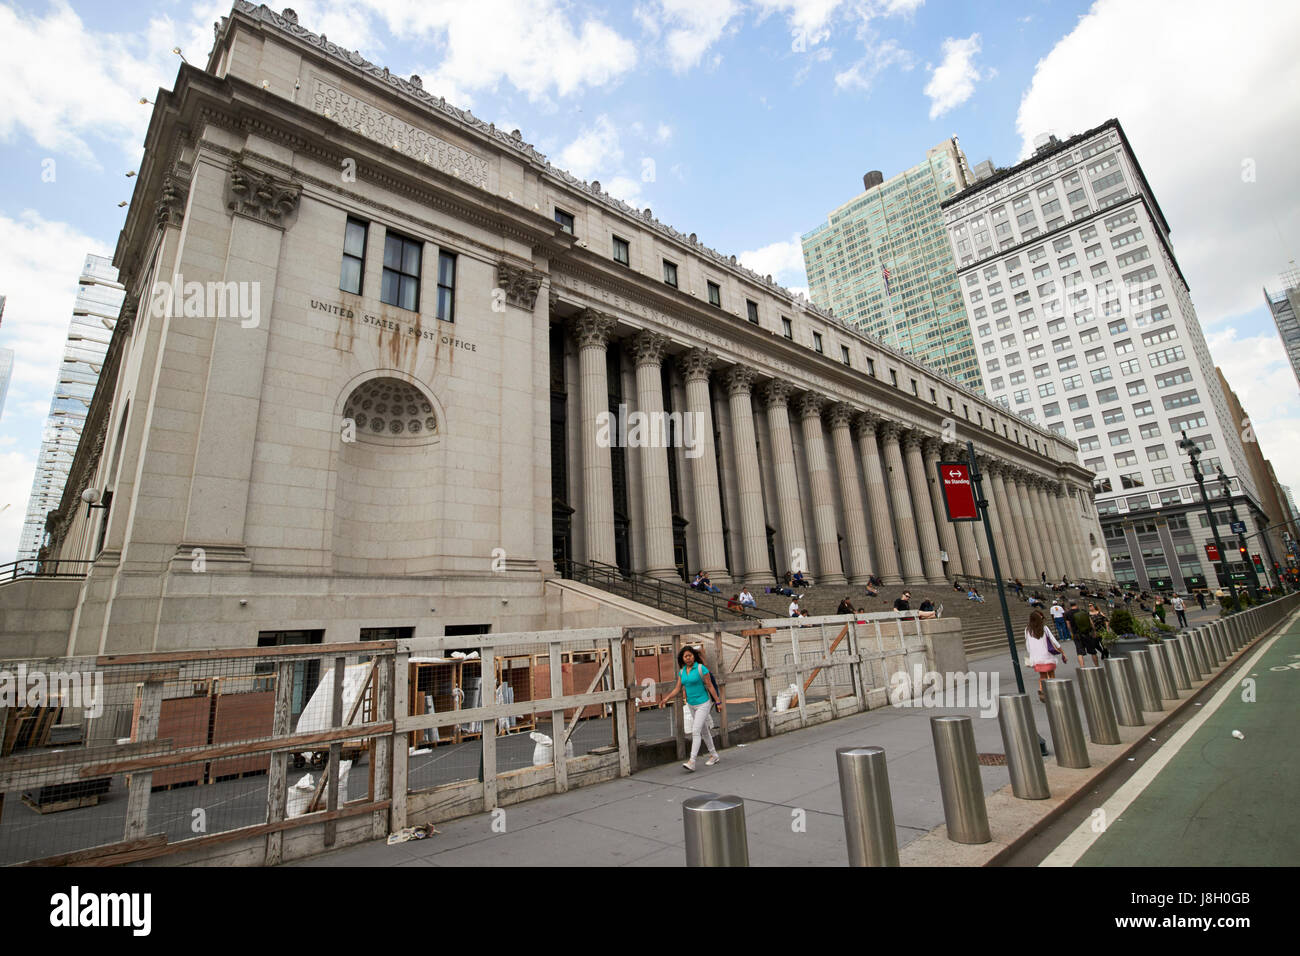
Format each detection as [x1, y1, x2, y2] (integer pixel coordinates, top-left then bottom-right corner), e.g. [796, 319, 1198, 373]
[1172, 594, 1187, 629]
[1025, 609, 1067, 701]
[1069, 600, 1101, 667]
[1196, 591, 1207, 611]
[658, 646, 720, 771]
[1049, 599, 1070, 645]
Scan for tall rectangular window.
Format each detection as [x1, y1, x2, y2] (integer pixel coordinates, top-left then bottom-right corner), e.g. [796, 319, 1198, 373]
[707, 281, 722, 307]
[841, 345, 852, 366]
[746, 300, 759, 324]
[436, 251, 456, 322]
[382, 231, 422, 311]
[555, 208, 575, 234]
[663, 259, 678, 287]
[613, 236, 630, 266]
[812, 332, 823, 353]
[781, 317, 793, 339]
[340, 217, 367, 294]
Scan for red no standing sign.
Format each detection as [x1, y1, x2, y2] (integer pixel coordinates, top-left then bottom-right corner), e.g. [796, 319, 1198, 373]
[937, 461, 979, 521]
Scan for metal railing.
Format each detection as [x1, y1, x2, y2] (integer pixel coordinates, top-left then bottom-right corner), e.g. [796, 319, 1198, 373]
[0, 559, 94, 585]
[556, 558, 786, 621]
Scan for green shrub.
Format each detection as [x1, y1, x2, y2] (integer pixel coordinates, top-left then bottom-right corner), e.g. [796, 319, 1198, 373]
[1109, 607, 1137, 635]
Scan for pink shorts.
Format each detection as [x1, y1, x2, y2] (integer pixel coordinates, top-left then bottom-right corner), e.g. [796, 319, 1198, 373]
[1033, 663, 1056, 674]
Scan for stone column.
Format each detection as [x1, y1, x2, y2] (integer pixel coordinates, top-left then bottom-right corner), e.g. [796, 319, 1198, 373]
[989, 460, 1027, 582]
[856, 414, 901, 585]
[923, 437, 963, 580]
[1036, 480, 1066, 580]
[948, 443, 982, 577]
[882, 422, 925, 586]
[829, 404, 873, 584]
[761, 380, 806, 580]
[1066, 484, 1091, 578]
[631, 331, 677, 580]
[725, 367, 772, 587]
[573, 310, 617, 567]
[797, 393, 846, 585]
[977, 456, 1011, 581]
[1048, 483, 1074, 580]
[1009, 471, 1044, 582]
[904, 431, 946, 584]
[678, 349, 729, 584]
[1025, 477, 1054, 580]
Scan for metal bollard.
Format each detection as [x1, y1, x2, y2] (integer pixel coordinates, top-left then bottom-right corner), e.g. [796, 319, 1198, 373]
[996, 695, 1050, 800]
[1194, 628, 1215, 673]
[1151, 642, 1180, 700]
[930, 716, 991, 844]
[1213, 623, 1231, 661]
[682, 794, 749, 866]
[1105, 656, 1144, 726]
[1076, 666, 1121, 744]
[1043, 679, 1091, 768]
[836, 746, 900, 866]
[1128, 648, 1164, 714]
[1165, 636, 1193, 689]
[1198, 627, 1219, 668]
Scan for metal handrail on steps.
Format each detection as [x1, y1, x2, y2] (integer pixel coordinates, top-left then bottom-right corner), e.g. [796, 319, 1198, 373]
[556, 558, 786, 622]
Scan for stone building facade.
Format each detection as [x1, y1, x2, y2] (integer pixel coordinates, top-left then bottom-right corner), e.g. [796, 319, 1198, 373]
[5, 3, 1102, 657]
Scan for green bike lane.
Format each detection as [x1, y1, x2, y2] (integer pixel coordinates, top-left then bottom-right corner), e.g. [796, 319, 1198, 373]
[1075, 615, 1300, 866]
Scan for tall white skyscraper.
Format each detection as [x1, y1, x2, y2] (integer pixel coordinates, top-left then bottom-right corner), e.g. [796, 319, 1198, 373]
[942, 119, 1267, 592]
[17, 255, 123, 562]
[1264, 265, 1300, 393]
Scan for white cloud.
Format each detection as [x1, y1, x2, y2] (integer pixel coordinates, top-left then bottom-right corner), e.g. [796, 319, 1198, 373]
[638, 0, 744, 73]
[0, 0, 228, 164]
[752, 0, 844, 46]
[357, 0, 636, 101]
[1016, 0, 1300, 324]
[924, 33, 983, 119]
[605, 176, 650, 209]
[738, 234, 809, 285]
[557, 115, 624, 181]
[0, 451, 37, 564]
[656, 123, 673, 144]
[1206, 326, 1300, 495]
[835, 37, 913, 92]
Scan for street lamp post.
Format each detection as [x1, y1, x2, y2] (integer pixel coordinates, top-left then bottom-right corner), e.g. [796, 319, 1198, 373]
[1218, 468, 1262, 599]
[1179, 431, 1239, 609]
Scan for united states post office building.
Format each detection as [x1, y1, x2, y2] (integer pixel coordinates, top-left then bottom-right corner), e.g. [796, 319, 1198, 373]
[2, 3, 1105, 658]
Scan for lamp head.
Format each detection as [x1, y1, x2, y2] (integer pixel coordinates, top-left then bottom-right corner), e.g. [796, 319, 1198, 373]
[80, 487, 101, 505]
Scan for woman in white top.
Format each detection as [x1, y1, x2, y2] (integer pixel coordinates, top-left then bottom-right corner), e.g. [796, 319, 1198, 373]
[1025, 608, 1068, 702]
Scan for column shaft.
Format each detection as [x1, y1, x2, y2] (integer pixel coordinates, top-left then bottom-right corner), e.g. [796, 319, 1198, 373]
[631, 332, 677, 579]
[857, 417, 901, 585]
[831, 407, 873, 584]
[574, 311, 616, 567]
[990, 466, 1028, 583]
[904, 432, 946, 584]
[882, 424, 924, 585]
[680, 350, 729, 583]
[799, 394, 845, 585]
[726, 369, 772, 586]
[923, 438, 963, 580]
[763, 382, 807, 579]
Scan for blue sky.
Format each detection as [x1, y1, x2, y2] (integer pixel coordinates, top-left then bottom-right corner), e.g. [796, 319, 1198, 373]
[1, 0, 1298, 563]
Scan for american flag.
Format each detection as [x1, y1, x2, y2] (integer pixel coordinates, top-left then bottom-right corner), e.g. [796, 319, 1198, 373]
[882, 265, 891, 294]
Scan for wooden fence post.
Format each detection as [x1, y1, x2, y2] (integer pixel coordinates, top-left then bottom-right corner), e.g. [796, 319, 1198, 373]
[265, 661, 294, 865]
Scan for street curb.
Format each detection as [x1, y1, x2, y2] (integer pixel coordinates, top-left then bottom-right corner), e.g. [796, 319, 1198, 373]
[980, 616, 1289, 867]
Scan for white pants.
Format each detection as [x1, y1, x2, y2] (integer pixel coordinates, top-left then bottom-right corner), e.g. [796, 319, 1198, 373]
[687, 701, 718, 761]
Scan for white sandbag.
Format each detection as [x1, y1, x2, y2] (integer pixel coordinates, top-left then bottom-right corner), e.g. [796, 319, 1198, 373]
[529, 731, 573, 765]
[286, 760, 352, 818]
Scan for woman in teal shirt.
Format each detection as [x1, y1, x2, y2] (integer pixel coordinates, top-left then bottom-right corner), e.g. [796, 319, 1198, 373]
[659, 646, 721, 771]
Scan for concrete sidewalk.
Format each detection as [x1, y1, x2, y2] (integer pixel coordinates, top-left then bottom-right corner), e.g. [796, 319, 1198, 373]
[293, 643, 1064, 868]
[292, 608, 1246, 868]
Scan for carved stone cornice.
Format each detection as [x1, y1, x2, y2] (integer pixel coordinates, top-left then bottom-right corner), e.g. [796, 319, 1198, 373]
[827, 403, 856, 430]
[571, 309, 616, 349]
[497, 261, 543, 311]
[155, 174, 189, 229]
[761, 380, 793, 409]
[724, 366, 756, 397]
[116, 298, 138, 338]
[631, 330, 670, 368]
[796, 392, 824, 422]
[226, 159, 301, 228]
[677, 348, 716, 383]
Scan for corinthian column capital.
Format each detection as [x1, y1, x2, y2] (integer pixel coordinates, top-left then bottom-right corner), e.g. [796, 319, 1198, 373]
[724, 365, 756, 396]
[677, 347, 716, 383]
[571, 309, 616, 349]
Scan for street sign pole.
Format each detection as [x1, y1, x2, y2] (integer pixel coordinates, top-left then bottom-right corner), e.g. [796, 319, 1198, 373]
[963, 442, 1024, 695]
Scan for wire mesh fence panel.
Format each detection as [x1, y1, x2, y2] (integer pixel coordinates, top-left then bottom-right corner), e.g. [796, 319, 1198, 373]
[0, 774, 129, 866]
[406, 722, 483, 793]
[493, 641, 553, 775]
[549, 635, 620, 759]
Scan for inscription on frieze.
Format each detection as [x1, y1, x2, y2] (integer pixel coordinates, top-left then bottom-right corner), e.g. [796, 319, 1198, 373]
[312, 79, 491, 190]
